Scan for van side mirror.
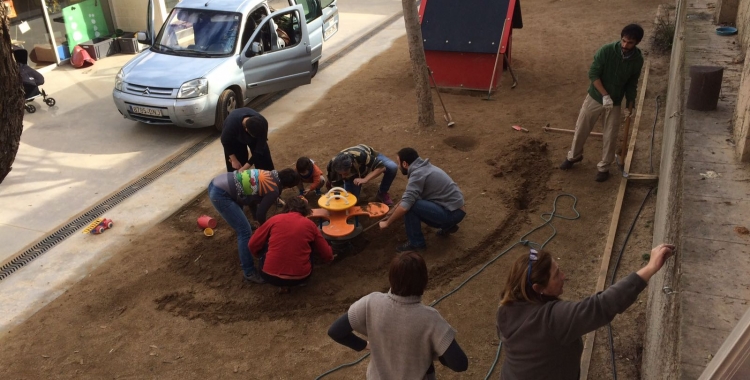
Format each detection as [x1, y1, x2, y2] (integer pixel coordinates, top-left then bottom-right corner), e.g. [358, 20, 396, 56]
[251, 42, 262, 56]
[137, 32, 150, 44]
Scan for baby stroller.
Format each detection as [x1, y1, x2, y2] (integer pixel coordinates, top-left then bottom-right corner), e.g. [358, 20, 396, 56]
[13, 48, 56, 113]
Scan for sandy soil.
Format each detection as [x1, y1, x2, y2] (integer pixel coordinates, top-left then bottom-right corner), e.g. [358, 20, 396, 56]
[0, 0, 671, 378]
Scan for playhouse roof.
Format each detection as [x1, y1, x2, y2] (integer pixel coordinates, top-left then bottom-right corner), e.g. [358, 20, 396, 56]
[421, 0, 523, 54]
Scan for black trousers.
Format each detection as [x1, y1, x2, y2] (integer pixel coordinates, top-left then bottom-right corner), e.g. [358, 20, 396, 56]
[259, 271, 310, 287]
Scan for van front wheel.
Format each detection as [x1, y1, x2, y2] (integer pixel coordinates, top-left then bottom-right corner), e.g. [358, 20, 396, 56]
[215, 89, 238, 131]
[311, 61, 319, 79]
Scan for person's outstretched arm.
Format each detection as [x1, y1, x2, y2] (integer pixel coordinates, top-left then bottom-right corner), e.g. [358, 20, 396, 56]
[438, 339, 469, 372]
[248, 219, 272, 257]
[327, 314, 368, 351]
[550, 243, 675, 344]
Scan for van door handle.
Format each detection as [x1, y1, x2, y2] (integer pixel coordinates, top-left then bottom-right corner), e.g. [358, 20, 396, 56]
[306, 44, 311, 53]
[247, 83, 258, 88]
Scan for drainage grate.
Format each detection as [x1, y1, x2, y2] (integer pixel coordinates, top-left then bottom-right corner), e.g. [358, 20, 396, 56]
[0, 133, 216, 281]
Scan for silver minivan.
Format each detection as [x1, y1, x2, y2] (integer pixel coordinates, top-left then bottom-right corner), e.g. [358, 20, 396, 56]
[112, 0, 338, 130]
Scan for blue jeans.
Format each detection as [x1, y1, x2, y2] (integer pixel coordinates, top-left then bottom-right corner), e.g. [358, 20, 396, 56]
[343, 153, 398, 196]
[405, 200, 466, 247]
[208, 182, 255, 277]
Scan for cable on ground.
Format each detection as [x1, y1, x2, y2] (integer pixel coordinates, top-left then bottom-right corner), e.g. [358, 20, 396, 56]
[315, 193, 581, 379]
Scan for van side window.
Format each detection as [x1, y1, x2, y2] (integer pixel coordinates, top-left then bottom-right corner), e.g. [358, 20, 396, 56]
[251, 10, 302, 54]
[240, 8, 268, 49]
[295, 0, 322, 24]
[240, 17, 256, 49]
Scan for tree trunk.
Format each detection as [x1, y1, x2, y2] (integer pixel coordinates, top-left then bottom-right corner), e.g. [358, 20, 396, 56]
[0, 3, 24, 184]
[401, 0, 435, 128]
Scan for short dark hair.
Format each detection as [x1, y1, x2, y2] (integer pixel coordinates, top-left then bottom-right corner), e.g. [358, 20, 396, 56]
[397, 147, 419, 166]
[389, 252, 428, 297]
[243, 116, 267, 138]
[282, 195, 311, 216]
[621, 24, 644, 43]
[296, 157, 312, 173]
[277, 168, 301, 188]
[331, 153, 352, 173]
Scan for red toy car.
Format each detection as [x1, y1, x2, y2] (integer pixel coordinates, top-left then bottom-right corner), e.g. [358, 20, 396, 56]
[91, 218, 114, 234]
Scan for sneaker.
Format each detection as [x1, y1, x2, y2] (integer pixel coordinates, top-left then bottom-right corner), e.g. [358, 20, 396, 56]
[377, 192, 394, 206]
[436, 225, 459, 237]
[595, 171, 610, 182]
[559, 156, 583, 170]
[396, 242, 426, 253]
[243, 271, 266, 284]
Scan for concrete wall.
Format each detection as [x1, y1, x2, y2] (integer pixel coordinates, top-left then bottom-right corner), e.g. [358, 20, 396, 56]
[641, 0, 687, 379]
[735, 0, 750, 160]
[110, 0, 168, 34]
[738, 0, 750, 53]
[715, 0, 740, 24]
[734, 52, 750, 161]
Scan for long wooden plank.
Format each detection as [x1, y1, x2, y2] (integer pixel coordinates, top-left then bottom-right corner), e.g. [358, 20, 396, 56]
[543, 126, 604, 137]
[626, 173, 659, 183]
[579, 60, 650, 380]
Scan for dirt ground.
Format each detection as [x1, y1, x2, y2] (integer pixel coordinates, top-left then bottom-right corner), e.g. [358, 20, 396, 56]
[0, 0, 671, 378]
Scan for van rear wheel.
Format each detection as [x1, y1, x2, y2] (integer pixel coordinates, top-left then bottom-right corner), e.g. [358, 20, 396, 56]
[215, 89, 238, 131]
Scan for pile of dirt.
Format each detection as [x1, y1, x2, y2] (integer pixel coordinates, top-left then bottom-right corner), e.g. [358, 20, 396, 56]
[485, 137, 551, 210]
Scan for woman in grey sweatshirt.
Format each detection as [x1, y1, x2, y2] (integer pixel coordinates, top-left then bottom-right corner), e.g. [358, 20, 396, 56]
[328, 252, 469, 379]
[496, 243, 674, 379]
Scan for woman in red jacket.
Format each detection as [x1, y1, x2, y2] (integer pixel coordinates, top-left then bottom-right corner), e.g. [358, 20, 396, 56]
[249, 196, 334, 287]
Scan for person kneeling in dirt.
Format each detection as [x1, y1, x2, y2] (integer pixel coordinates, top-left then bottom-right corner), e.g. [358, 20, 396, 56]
[327, 252, 469, 379]
[248, 196, 333, 288]
[295, 156, 327, 196]
[326, 144, 397, 206]
[495, 243, 675, 380]
[208, 168, 301, 284]
[379, 148, 466, 253]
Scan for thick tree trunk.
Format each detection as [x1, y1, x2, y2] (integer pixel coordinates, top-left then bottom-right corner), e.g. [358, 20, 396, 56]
[0, 4, 24, 184]
[401, 0, 435, 128]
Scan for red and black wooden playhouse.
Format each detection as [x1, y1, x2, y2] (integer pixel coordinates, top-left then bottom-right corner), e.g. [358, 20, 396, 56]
[419, 0, 523, 91]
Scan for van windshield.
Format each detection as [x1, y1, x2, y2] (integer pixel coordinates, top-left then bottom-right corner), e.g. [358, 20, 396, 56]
[153, 9, 241, 57]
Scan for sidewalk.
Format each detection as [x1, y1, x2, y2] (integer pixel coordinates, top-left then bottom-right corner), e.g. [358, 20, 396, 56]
[675, 0, 750, 377]
[0, 14, 407, 333]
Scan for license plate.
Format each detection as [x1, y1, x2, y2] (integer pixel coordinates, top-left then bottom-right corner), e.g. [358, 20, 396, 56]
[130, 105, 162, 116]
[323, 18, 338, 40]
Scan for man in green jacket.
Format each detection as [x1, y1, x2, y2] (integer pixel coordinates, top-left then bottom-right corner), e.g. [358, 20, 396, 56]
[560, 24, 645, 182]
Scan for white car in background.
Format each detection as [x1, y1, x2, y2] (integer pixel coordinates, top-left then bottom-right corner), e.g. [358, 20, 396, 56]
[112, 0, 338, 130]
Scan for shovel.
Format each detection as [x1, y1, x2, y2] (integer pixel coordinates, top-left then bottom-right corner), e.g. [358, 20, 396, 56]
[427, 67, 455, 127]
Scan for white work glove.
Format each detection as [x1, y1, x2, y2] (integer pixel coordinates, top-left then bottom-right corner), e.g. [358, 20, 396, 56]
[602, 95, 614, 110]
[623, 108, 632, 119]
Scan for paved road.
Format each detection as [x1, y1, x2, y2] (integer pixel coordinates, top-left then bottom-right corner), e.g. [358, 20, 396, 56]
[0, 0, 402, 265]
